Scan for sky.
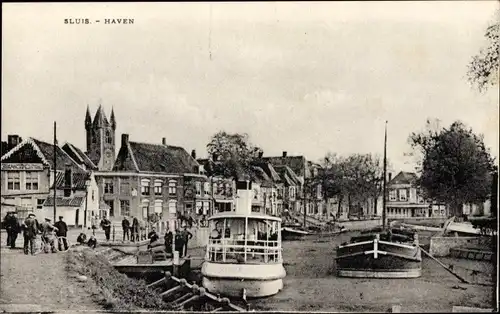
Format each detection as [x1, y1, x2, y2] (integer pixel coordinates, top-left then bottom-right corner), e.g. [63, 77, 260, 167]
[2, 2, 499, 172]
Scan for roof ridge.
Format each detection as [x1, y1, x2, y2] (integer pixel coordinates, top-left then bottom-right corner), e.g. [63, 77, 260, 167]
[1, 137, 50, 166]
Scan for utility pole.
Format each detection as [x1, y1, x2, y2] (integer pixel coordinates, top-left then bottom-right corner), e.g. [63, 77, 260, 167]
[382, 121, 388, 230]
[53, 121, 57, 223]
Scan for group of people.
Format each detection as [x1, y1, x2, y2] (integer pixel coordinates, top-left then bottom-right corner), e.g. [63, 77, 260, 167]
[121, 216, 148, 242]
[147, 225, 193, 258]
[3, 212, 69, 255]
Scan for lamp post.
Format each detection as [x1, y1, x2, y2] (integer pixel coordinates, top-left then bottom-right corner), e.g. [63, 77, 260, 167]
[84, 177, 91, 229]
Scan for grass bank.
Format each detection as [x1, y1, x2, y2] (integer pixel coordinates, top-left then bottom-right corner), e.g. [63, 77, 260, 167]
[65, 247, 173, 311]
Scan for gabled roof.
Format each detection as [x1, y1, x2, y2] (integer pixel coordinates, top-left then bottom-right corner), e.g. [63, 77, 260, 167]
[274, 165, 301, 186]
[113, 141, 200, 174]
[1, 138, 85, 172]
[62, 143, 97, 170]
[51, 171, 90, 190]
[389, 171, 418, 186]
[43, 196, 85, 207]
[263, 155, 309, 178]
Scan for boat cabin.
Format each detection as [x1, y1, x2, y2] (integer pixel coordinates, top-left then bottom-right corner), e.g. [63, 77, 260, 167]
[205, 181, 283, 264]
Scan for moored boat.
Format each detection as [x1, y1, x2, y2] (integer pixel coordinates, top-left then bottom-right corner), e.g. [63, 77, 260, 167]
[201, 181, 286, 298]
[335, 121, 422, 278]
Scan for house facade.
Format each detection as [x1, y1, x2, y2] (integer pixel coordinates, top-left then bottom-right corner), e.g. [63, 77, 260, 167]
[94, 133, 204, 223]
[381, 171, 448, 219]
[0, 136, 93, 222]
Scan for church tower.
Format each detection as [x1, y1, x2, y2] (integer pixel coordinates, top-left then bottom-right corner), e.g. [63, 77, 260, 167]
[85, 104, 116, 171]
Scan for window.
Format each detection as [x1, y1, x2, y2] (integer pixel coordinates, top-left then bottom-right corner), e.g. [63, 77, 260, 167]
[204, 182, 210, 197]
[399, 189, 407, 201]
[168, 200, 177, 214]
[105, 200, 114, 217]
[104, 180, 114, 194]
[389, 190, 397, 201]
[225, 183, 232, 197]
[218, 183, 225, 195]
[121, 182, 130, 196]
[37, 199, 45, 209]
[154, 180, 163, 196]
[195, 182, 202, 196]
[106, 130, 112, 144]
[212, 182, 218, 195]
[316, 185, 322, 199]
[120, 200, 130, 217]
[168, 180, 177, 195]
[141, 179, 150, 196]
[7, 172, 20, 190]
[203, 201, 210, 215]
[92, 190, 95, 201]
[289, 187, 296, 200]
[141, 200, 149, 219]
[196, 201, 203, 214]
[278, 188, 283, 199]
[21, 198, 33, 211]
[25, 172, 39, 190]
[154, 200, 163, 214]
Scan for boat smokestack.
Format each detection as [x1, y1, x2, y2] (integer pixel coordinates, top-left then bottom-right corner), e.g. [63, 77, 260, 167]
[235, 181, 253, 215]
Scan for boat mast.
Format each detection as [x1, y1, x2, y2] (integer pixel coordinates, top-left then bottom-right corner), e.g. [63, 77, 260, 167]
[382, 121, 388, 230]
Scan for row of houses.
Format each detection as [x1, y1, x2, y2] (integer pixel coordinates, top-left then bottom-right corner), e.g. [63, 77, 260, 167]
[1, 105, 464, 227]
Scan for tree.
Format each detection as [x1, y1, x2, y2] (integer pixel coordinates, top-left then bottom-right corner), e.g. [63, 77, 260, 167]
[409, 120, 496, 217]
[313, 152, 383, 218]
[206, 131, 262, 180]
[467, 14, 499, 92]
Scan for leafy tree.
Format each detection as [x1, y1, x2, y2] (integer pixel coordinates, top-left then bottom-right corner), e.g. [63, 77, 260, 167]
[467, 13, 499, 92]
[409, 120, 496, 217]
[206, 131, 262, 180]
[313, 153, 383, 218]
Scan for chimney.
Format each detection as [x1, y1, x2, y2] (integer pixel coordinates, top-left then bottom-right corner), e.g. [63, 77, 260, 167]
[7, 135, 20, 149]
[64, 164, 73, 197]
[258, 151, 264, 158]
[235, 181, 252, 215]
[121, 134, 129, 147]
[162, 138, 166, 145]
[191, 149, 196, 159]
[388, 172, 392, 182]
[282, 151, 287, 157]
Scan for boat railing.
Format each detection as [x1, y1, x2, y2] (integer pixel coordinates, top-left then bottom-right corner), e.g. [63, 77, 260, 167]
[205, 238, 282, 264]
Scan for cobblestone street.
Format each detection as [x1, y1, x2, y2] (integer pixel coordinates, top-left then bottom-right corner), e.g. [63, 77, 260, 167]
[0, 235, 102, 312]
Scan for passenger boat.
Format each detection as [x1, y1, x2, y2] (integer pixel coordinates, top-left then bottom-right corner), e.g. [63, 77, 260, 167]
[201, 181, 286, 298]
[335, 122, 422, 278]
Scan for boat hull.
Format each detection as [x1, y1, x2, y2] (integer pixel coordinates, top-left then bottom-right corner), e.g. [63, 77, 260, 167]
[336, 239, 422, 278]
[201, 262, 286, 298]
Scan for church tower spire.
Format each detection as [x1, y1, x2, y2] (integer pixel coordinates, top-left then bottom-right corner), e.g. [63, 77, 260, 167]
[85, 105, 92, 130]
[110, 107, 116, 130]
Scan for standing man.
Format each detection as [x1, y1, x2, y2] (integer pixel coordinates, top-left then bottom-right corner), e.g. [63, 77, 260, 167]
[131, 216, 139, 242]
[121, 216, 130, 242]
[23, 213, 39, 255]
[10, 212, 21, 249]
[40, 218, 58, 253]
[54, 216, 68, 251]
[174, 228, 184, 258]
[3, 212, 15, 248]
[181, 226, 193, 257]
[100, 216, 111, 241]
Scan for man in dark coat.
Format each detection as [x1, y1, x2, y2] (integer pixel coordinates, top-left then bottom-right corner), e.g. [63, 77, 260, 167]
[23, 214, 39, 255]
[164, 229, 173, 254]
[131, 216, 139, 242]
[181, 226, 193, 257]
[122, 217, 130, 242]
[54, 216, 69, 251]
[175, 229, 185, 257]
[100, 217, 111, 241]
[3, 212, 18, 248]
